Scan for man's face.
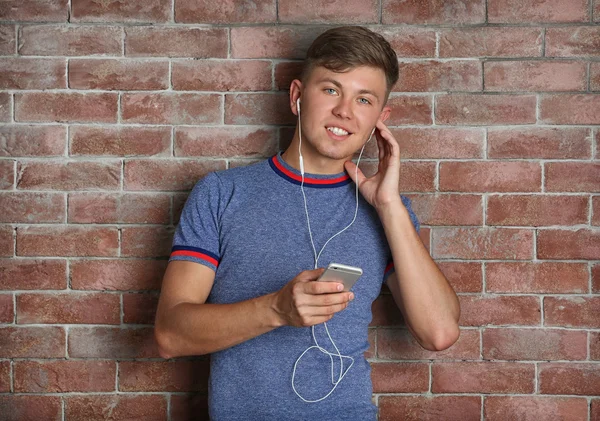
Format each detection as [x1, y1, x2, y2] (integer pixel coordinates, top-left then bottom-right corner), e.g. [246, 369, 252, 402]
[296, 65, 391, 163]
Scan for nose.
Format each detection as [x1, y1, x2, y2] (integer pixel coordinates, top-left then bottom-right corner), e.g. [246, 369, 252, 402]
[332, 97, 353, 119]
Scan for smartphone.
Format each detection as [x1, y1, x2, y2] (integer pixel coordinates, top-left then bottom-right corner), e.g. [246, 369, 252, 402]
[317, 263, 363, 292]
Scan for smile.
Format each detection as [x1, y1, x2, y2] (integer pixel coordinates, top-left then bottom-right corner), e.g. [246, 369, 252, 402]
[326, 126, 350, 136]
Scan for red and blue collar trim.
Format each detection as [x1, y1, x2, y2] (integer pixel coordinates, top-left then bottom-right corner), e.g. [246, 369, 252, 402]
[269, 154, 352, 188]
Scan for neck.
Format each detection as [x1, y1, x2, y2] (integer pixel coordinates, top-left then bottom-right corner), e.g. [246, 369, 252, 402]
[281, 130, 347, 175]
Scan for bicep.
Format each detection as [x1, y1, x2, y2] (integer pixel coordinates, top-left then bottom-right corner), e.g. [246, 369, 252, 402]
[156, 261, 215, 316]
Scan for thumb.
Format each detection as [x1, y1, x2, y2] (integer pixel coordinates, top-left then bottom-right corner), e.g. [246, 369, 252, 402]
[297, 267, 325, 282]
[344, 160, 366, 187]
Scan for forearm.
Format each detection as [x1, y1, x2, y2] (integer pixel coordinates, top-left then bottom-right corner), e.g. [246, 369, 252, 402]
[378, 200, 460, 350]
[155, 292, 281, 358]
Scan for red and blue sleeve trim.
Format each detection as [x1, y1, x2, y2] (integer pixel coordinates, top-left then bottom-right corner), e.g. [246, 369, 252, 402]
[384, 261, 395, 278]
[170, 246, 219, 267]
[269, 155, 351, 188]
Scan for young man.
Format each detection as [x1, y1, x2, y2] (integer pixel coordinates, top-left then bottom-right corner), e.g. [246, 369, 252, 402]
[155, 26, 460, 420]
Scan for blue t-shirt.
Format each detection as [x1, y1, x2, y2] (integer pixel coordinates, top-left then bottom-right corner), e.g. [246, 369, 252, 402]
[170, 153, 420, 420]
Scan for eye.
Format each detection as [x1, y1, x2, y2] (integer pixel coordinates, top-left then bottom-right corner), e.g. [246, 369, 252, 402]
[358, 97, 371, 105]
[324, 88, 337, 95]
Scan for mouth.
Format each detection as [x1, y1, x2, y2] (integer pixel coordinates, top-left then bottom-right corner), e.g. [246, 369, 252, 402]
[326, 126, 352, 139]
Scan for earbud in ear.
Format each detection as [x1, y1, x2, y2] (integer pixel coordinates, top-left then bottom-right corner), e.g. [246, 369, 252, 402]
[296, 98, 301, 113]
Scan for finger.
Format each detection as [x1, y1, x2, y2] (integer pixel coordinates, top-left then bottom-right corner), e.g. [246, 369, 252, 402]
[307, 290, 353, 306]
[344, 160, 367, 186]
[305, 281, 346, 295]
[307, 302, 350, 317]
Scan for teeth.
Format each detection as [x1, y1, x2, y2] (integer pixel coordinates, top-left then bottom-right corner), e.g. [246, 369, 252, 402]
[327, 127, 349, 136]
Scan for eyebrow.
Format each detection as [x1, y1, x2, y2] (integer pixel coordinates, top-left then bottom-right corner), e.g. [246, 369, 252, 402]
[319, 77, 381, 104]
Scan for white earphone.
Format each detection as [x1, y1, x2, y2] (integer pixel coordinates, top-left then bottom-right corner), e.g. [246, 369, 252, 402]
[292, 96, 375, 403]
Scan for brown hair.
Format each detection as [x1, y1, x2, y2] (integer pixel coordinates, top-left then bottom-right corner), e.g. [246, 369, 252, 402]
[301, 26, 399, 101]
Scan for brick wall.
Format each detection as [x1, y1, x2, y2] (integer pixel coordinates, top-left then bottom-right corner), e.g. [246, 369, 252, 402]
[0, 0, 599, 420]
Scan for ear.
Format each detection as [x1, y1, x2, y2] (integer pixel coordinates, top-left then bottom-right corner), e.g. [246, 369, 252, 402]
[289, 79, 303, 116]
[379, 105, 391, 123]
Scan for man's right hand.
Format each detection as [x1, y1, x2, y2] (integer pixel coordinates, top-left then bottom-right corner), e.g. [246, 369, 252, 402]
[271, 268, 355, 328]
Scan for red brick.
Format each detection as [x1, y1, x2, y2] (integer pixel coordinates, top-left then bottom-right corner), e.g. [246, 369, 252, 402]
[379, 396, 481, 421]
[124, 159, 225, 191]
[17, 292, 119, 324]
[592, 332, 600, 360]
[16, 92, 117, 123]
[175, 0, 275, 23]
[122, 93, 220, 125]
[17, 226, 118, 257]
[0, 259, 66, 290]
[274, 61, 303, 91]
[0, 396, 62, 421]
[488, 0, 588, 23]
[0, 92, 11, 122]
[15, 360, 115, 393]
[0, 192, 65, 223]
[433, 227, 534, 260]
[440, 27, 543, 58]
[593, 263, 600, 293]
[0, 226, 14, 256]
[440, 161, 541, 192]
[371, 362, 428, 393]
[546, 27, 600, 57]
[69, 326, 159, 358]
[0, 294, 13, 323]
[538, 229, 600, 259]
[382, 0, 484, 24]
[432, 362, 534, 393]
[365, 328, 375, 359]
[0, 360, 9, 392]
[19, 25, 121, 56]
[487, 194, 588, 226]
[406, 193, 482, 226]
[370, 294, 404, 326]
[231, 26, 327, 59]
[546, 162, 600, 192]
[436, 94, 536, 125]
[125, 27, 227, 58]
[225, 93, 295, 125]
[0, 0, 68, 21]
[395, 60, 482, 92]
[364, 160, 437, 192]
[69, 193, 170, 224]
[69, 59, 169, 90]
[279, 0, 377, 23]
[488, 127, 591, 159]
[437, 261, 482, 293]
[71, 0, 170, 22]
[594, 399, 600, 421]
[66, 395, 168, 421]
[378, 328, 480, 360]
[70, 126, 170, 157]
[0, 160, 14, 190]
[121, 226, 173, 258]
[487, 262, 588, 294]
[0, 326, 64, 358]
[17, 161, 120, 190]
[0, 25, 15, 55]
[70, 259, 166, 291]
[459, 295, 540, 326]
[485, 396, 588, 421]
[384, 95, 431, 126]
[545, 297, 600, 328]
[485, 61, 586, 92]
[170, 394, 209, 421]
[172, 60, 272, 91]
[592, 63, 600, 91]
[594, 196, 600, 226]
[375, 27, 437, 58]
[119, 360, 209, 392]
[0, 125, 66, 157]
[175, 127, 278, 158]
[123, 293, 158, 324]
[483, 328, 587, 360]
[539, 363, 600, 395]
[541, 95, 600, 125]
[385, 128, 484, 160]
[0, 58, 66, 89]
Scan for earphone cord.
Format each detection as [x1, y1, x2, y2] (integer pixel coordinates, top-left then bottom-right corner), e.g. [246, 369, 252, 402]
[291, 109, 372, 403]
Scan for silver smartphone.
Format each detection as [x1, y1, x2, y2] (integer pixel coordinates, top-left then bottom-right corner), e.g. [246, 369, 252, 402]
[317, 263, 363, 292]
